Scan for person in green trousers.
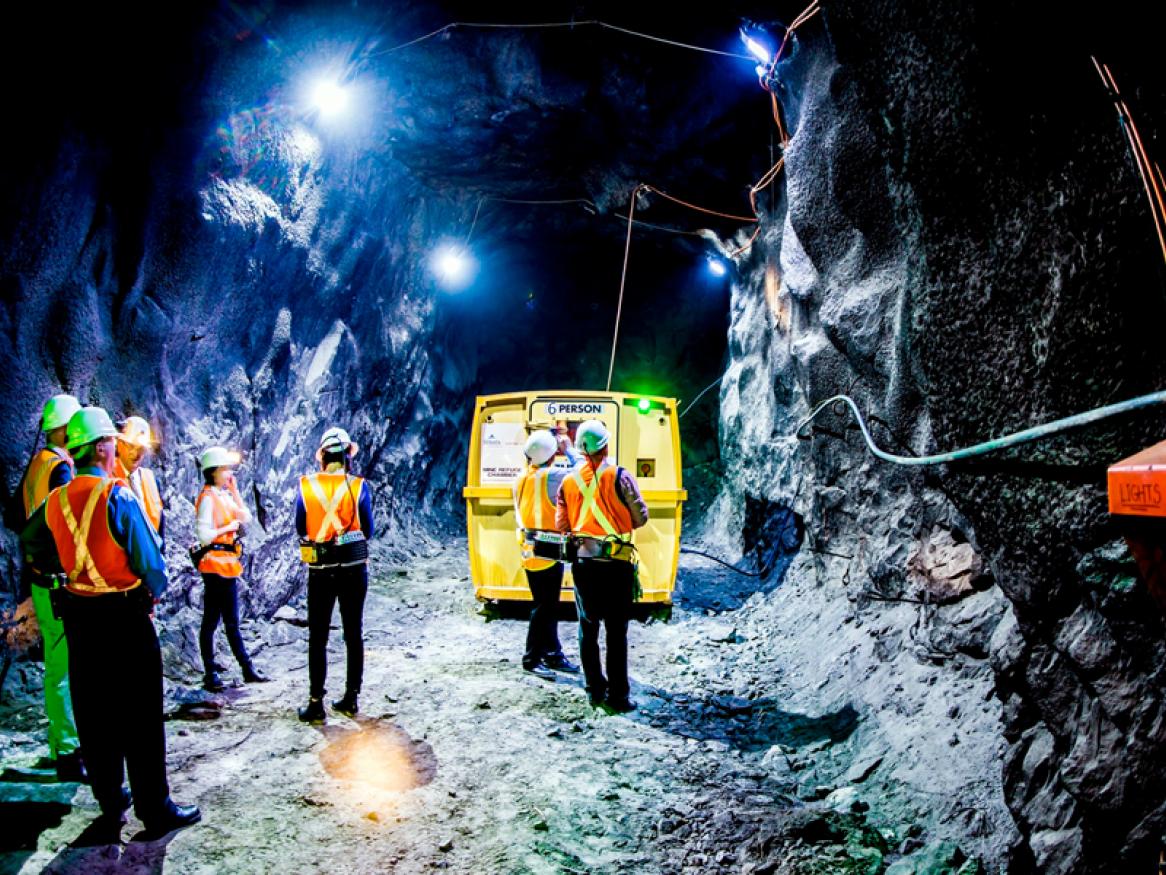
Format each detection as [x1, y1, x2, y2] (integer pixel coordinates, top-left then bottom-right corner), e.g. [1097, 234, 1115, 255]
[15, 395, 86, 782]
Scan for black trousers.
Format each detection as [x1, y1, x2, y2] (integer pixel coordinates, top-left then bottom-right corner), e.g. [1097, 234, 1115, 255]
[572, 559, 635, 701]
[523, 564, 565, 668]
[61, 588, 171, 820]
[307, 564, 368, 700]
[199, 573, 254, 674]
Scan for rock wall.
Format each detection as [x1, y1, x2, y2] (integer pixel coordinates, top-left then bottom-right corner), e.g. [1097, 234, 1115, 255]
[0, 14, 473, 623]
[709, 2, 1166, 871]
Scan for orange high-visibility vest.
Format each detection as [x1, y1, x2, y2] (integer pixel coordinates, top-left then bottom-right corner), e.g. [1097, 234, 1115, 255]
[195, 487, 243, 578]
[559, 463, 634, 539]
[115, 459, 163, 535]
[44, 476, 141, 595]
[22, 447, 74, 519]
[514, 466, 557, 571]
[299, 472, 365, 542]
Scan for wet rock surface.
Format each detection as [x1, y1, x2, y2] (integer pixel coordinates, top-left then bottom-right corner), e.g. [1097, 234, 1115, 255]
[705, 2, 1166, 871]
[1, 545, 1005, 874]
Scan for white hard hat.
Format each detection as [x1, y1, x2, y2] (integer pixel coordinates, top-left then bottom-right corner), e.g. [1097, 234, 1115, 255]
[42, 395, 82, 433]
[319, 426, 358, 457]
[576, 419, 610, 454]
[524, 430, 558, 466]
[118, 415, 154, 449]
[200, 446, 241, 472]
[65, 407, 118, 450]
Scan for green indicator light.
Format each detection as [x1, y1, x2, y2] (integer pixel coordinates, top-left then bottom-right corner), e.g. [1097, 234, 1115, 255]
[637, 398, 651, 413]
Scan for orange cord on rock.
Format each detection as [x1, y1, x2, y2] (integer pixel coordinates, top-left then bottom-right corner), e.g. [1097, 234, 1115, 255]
[1093, 57, 1166, 267]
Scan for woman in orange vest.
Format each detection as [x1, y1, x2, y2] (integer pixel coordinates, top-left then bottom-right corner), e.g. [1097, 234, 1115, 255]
[195, 446, 268, 692]
[295, 427, 374, 724]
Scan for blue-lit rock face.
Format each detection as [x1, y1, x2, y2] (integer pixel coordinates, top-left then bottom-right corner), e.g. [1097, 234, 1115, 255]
[0, 4, 741, 624]
[711, 2, 1166, 872]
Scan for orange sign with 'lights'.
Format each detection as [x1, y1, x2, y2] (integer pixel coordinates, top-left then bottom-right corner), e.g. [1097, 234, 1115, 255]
[1108, 440, 1166, 517]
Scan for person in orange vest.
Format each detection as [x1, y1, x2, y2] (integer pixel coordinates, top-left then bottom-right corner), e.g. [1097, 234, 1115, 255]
[555, 419, 648, 713]
[195, 446, 268, 692]
[295, 427, 374, 724]
[12, 394, 85, 783]
[114, 416, 164, 541]
[513, 429, 580, 680]
[20, 406, 200, 838]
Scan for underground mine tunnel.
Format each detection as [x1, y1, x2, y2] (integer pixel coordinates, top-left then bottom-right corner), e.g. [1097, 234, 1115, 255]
[1, 1, 1166, 873]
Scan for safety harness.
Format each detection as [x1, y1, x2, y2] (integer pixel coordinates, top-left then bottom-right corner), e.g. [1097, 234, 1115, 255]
[305, 473, 355, 541]
[567, 467, 636, 563]
[299, 473, 367, 567]
[188, 488, 242, 570]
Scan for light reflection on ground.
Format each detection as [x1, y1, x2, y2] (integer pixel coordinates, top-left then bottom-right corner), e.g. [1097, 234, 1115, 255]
[319, 722, 436, 794]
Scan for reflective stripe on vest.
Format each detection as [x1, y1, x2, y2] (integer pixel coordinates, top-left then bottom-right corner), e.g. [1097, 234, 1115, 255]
[196, 487, 242, 578]
[300, 473, 364, 542]
[116, 459, 163, 534]
[514, 467, 557, 571]
[44, 477, 140, 595]
[563, 464, 634, 539]
[22, 447, 72, 519]
[135, 468, 163, 534]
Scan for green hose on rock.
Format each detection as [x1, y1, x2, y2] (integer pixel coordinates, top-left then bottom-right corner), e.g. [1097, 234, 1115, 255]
[795, 391, 1166, 466]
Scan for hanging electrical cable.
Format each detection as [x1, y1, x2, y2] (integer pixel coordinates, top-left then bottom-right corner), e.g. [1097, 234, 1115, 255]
[795, 391, 1166, 467]
[1092, 58, 1166, 267]
[606, 184, 643, 392]
[678, 375, 726, 419]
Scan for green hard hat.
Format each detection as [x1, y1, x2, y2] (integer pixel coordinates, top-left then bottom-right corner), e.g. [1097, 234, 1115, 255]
[576, 419, 610, 454]
[66, 407, 118, 450]
[41, 394, 82, 432]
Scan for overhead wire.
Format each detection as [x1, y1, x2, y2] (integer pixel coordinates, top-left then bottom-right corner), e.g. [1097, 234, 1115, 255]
[464, 194, 706, 240]
[369, 19, 754, 61]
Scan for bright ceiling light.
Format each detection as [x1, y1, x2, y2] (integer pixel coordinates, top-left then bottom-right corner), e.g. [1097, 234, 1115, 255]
[707, 256, 728, 277]
[432, 244, 476, 291]
[741, 32, 771, 66]
[311, 80, 349, 119]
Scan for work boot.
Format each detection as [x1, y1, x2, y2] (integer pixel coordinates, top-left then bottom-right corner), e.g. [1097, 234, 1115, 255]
[524, 662, 556, 681]
[242, 665, 270, 683]
[604, 695, 637, 714]
[543, 655, 580, 673]
[98, 786, 132, 821]
[587, 687, 608, 708]
[203, 671, 226, 692]
[55, 750, 88, 784]
[140, 799, 201, 839]
[332, 692, 359, 718]
[298, 698, 326, 724]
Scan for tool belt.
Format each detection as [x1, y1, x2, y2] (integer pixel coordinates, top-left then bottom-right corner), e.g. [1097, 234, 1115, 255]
[528, 532, 636, 563]
[188, 540, 242, 570]
[528, 531, 575, 562]
[300, 530, 368, 567]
